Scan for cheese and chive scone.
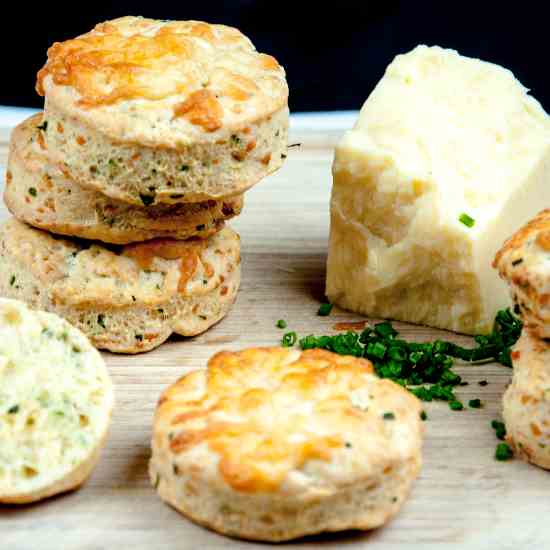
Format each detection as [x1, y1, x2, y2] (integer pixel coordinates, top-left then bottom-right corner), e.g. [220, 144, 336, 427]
[150, 347, 423, 542]
[0, 298, 114, 504]
[0, 219, 240, 353]
[36, 16, 289, 205]
[502, 328, 550, 469]
[4, 114, 243, 244]
[327, 45, 550, 335]
[494, 209, 550, 339]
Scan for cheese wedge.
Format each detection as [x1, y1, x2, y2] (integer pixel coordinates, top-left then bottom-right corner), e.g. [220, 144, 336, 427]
[327, 45, 550, 334]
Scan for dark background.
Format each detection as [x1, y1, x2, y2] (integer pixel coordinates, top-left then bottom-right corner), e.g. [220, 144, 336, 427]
[2, 1, 548, 112]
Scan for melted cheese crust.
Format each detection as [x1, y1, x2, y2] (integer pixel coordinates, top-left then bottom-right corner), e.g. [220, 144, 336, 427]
[154, 348, 421, 493]
[37, 17, 287, 133]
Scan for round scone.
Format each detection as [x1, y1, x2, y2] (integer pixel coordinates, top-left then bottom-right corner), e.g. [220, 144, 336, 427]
[0, 218, 240, 353]
[493, 209, 550, 339]
[503, 328, 550, 469]
[4, 114, 243, 244]
[0, 298, 114, 504]
[36, 16, 289, 205]
[150, 347, 424, 541]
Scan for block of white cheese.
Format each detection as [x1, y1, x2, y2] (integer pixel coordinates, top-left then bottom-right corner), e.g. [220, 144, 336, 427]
[327, 45, 550, 334]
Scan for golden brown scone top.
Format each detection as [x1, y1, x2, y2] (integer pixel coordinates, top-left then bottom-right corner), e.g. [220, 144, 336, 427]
[154, 347, 422, 494]
[36, 16, 288, 132]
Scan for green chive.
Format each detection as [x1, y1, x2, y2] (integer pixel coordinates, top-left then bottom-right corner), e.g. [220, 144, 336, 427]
[495, 442, 513, 461]
[97, 314, 106, 329]
[459, 213, 475, 228]
[317, 303, 333, 316]
[468, 398, 482, 408]
[139, 193, 155, 206]
[7, 405, 19, 414]
[37, 120, 48, 132]
[449, 400, 464, 411]
[478, 380, 488, 386]
[180, 165, 189, 171]
[420, 410, 428, 421]
[28, 187, 37, 197]
[9, 275, 15, 286]
[276, 319, 287, 329]
[491, 420, 506, 440]
[135, 334, 144, 341]
[282, 332, 297, 347]
[383, 412, 395, 420]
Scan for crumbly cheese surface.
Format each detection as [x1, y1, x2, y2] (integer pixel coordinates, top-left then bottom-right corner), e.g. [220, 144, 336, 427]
[37, 16, 288, 145]
[153, 348, 422, 495]
[0, 298, 113, 497]
[494, 209, 550, 338]
[327, 45, 550, 335]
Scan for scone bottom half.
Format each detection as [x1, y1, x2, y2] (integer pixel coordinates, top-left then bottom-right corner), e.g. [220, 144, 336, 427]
[0, 218, 241, 354]
[150, 347, 424, 541]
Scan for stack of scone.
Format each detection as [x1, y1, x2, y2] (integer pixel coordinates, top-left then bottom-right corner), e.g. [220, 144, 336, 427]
[0, 16, 289, 353]
[494, 209, 550, 468]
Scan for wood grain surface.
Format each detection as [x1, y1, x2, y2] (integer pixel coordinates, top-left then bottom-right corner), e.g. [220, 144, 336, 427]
[0, 125, 548, 550]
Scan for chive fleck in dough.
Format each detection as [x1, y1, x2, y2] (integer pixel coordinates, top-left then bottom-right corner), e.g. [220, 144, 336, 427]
[0, 219, 240, 353]
[0, 298, 114, 504]
[150, 347, 423, 541]
[4, 114, 243, 244]
[503, 328, 550, 469]
[37, 16, 289, 205]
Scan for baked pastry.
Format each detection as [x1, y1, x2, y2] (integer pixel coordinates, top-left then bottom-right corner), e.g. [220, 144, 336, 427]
[503, 328, 550, 469]
[5, 113, 243, 244]
[494, 209, 550, 339]
[0, 298, 113, 503]
[0, 218, 240, 353]
[150, 347, 423, 541]
[37, 16, 289, 205]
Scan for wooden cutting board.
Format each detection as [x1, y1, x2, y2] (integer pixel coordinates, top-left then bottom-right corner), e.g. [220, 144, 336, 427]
[0, 124, 547, 550]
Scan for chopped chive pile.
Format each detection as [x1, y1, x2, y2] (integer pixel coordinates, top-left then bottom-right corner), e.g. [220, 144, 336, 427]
[459, 213, 475, 228]
[495, 442, 513, 461]
[281, 309, 521, 408]
[276, 319, 287, 329]
[317, 303, 333, 316]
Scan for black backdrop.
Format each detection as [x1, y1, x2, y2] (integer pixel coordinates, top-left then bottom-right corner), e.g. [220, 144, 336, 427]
[2, 1, 548, 112]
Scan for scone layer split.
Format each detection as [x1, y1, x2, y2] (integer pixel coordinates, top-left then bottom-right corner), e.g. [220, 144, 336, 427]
[0, 298, 113, 503]
[150, 347, 423, 541]
[5, 114, 243, 244]
[0, 219, 240, 353]
[37, 16, 289, 204]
